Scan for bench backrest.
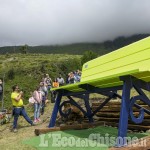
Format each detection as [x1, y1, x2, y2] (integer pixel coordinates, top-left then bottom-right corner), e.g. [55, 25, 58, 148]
[80, 37, 150, 87]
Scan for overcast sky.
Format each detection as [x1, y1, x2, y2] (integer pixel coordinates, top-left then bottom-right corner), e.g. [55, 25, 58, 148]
[0, 0, 150, 46]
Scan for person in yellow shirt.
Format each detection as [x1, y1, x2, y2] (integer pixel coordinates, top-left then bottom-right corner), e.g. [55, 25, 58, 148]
[11, 85, 34, 132]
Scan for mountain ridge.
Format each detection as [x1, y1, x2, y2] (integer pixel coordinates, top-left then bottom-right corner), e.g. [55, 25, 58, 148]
[0, 34, 149, 55]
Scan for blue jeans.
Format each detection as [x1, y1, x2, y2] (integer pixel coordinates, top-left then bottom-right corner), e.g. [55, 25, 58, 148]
[13, 107, 33, 129]
[34, 103, 41, 120]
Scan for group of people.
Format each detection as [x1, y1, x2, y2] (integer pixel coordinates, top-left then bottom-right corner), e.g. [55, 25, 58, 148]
[10, 74, 51, 132]
[31, 73, 54, 124]
[66, 70, 81, 84]
[10, 71, 81, 133]
[10, 73, 64, 132]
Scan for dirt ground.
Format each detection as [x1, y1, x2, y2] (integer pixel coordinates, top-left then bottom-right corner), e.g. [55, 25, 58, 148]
[1, 101, 150, 150]
[0, 103, 54, 150]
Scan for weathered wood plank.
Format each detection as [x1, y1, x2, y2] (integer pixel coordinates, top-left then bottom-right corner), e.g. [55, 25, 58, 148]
[35, 122, 105, 136]
[95, 112, 150, 119]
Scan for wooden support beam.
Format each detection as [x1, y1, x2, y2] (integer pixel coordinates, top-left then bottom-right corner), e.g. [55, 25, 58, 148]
[35, 121, 105, 136]
[102, 121, 150, 131]
[96, 112, 150, 118]
[35, 121, 150, 136]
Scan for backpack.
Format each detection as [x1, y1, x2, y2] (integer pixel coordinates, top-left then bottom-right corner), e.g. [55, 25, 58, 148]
[28, 97, 35, 104]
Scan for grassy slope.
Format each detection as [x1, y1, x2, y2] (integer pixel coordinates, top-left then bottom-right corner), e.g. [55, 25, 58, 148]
[0, 53, 81, 109]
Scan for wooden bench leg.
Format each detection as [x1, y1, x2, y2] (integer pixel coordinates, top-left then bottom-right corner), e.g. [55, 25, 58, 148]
[84, 94, 94, 123]
[117, 77, 132, 146]
[48, 92, 62, 128]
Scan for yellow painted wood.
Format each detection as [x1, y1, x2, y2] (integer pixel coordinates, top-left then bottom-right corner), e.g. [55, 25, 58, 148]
[82, 36, 150, 71]
[81, 48, 150, 79]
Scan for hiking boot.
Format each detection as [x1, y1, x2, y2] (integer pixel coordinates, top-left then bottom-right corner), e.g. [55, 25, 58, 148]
[13, 128, 18, 133]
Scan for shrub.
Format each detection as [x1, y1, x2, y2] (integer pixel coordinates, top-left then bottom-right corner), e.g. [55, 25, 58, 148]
[81, 50, 98, 65]
[7, 68, 15, 80]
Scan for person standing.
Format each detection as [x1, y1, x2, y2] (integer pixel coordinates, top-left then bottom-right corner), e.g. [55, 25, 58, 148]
[11, 85, 34, 132]
[44, 74, 52, 91]
[57, 73, 65, 86]
[33, 86, 42, 123]
[39, 82, 47, 115]
[0, 79, 3, 101]
[68, 72, 76, 84]
[51, 78, 59, 103]
[52, 78, 59, 88]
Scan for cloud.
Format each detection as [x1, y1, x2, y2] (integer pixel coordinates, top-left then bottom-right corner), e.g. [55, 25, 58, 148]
[0, 0, 150, 46]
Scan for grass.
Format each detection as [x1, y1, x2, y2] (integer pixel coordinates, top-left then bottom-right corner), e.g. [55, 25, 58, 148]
[0, 53, 82, 109]
[22, 126, 150, 150]
[0, 102, 55, 150]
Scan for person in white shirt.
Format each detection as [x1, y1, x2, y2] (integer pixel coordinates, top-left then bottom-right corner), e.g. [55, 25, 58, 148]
[57, 73, 65, 86]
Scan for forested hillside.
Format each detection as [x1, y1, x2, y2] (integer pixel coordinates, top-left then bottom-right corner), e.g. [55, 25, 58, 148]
[0, 34, 149, 55]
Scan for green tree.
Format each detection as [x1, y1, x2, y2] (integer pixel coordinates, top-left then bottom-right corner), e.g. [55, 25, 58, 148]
[81, 50, 98, 65]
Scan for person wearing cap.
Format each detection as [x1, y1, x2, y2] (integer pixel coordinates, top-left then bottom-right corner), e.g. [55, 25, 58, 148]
[11, 85, 35, 132]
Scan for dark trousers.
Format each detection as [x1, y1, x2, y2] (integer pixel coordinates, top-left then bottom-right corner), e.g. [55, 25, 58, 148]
[0, 93, 2, 101]
[41, 100, 45, 115]
[13, 107, 33, 129]
[51, 91, 57, 103]
[41, 95, 46, 115]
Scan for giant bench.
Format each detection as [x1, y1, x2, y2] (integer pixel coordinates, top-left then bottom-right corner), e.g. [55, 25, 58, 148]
[49, 37, 150, 146]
